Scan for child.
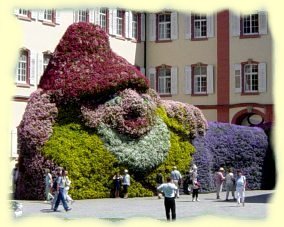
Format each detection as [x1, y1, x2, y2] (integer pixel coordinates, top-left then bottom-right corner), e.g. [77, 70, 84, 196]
[192, 179, 201, 202]
[235, 169, 246, 206]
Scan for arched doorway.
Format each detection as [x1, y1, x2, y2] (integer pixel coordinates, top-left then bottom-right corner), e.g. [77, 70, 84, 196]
[232, 108, 276, 190]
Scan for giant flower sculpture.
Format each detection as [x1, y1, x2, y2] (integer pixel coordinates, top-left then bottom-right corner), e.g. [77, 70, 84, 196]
[16, 22, 207, 200]
[16, 22, 269, 200]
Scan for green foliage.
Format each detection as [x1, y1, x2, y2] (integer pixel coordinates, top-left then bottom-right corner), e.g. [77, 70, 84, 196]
[156, 107, 191, 137]
[42, 122, 153, 199]
[142, 108, 196, 189]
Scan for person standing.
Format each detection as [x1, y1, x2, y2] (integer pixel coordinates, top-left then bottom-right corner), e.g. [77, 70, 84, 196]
[156, 171, 164, 199]
[44, 168, 54, 202]
[189, 164, 198, 195]
[122, 169, 130, 198]
[235, 169, 246, 206]
[214, 167, 225, 199]
[63, 170, 74, 204]
[157, 176, 178, 221]
[53, 167, 72, 212]
[113, 172, 122, 198]
[170, 166, 182, 198]
[192, 178, 201, 202]
[225, 167, 236, 201]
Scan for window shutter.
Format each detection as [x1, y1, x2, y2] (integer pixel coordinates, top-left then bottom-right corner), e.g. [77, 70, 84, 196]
[55, 10, 60, 24]
[147, 67, 156, 90]
[149, 13, 156, 41]
[140, 67, 145, 76]
[171, 67, 178, 95]
[258, 11, 268, 35]
[94, 8, 100, 25]
[184, 13, 191, 39]
[108, 9, 113, 34]
[38, 10, 44, 21]
[231, 12, 240, 36]
[234, 64, 242, 93]
[125, 11, 130, 38]
[171, 12, 178, 40]
[30, 51, 37, 86]
[89, 9, 95, 23]
[207, 65, 214, 94]
[258, 62, 267, 92]
[14, 9, 19, 15]
[112, 9, 117, 35]
[128, 11, 133, 39]
[184, 66, 192, 94]
[37, 53, 43, 85]
[31, 10, 37, 19]
[141, 13, 145, 41]
[207, 14, 214, 38]
[11, 128, 18, 158]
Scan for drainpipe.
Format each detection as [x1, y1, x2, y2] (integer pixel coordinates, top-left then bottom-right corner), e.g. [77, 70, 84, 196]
[144, 12, 147, 74]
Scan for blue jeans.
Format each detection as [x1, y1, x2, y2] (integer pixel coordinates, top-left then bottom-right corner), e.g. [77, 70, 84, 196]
[54, 188, 69, 211]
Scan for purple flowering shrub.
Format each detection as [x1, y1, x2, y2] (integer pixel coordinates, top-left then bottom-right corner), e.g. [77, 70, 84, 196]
[192, 122, 268, 192]
[16, 89, 58, 199]
[39, 22, 149, 102]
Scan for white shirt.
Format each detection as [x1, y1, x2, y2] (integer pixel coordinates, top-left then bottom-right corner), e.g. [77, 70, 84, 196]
[157, 182, 177, 198]
[122, 174, 130, 186]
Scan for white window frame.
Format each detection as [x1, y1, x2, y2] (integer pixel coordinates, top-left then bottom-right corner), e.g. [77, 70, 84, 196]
[44, 9, 53, 22]
[193, 65, 207, 94]
[193, 14, 207, 38]
[244, 64, 259, 92]
[43, 53, 51, 72]
[243, 13, 259, 35]
[131, 13, 138, 39]
[17, 51, 28, 84]
[116, 10, 124, 36]
[18, 9, 29, 17]
[158, 13, 171, 40]
[157, 67, 171, 94]
[99, 8, 107, 31]
[76, 10, 88, 22]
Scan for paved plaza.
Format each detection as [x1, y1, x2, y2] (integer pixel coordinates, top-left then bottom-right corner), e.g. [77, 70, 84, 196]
[10, 190, 274, 221]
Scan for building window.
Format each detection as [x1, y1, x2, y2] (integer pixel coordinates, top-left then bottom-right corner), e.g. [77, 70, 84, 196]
[158, 13, 171, 40]
[43, 53, 51, 72]
[243, 13, 259, 35]
[157, 67, 171, 94]
[131, 13, 138, 39]
[116, 10, 124, 36]
[17, 50, 29, 84]
[99, 8, 107, 31]
[77, 10, 88, 22]
[193, 14, 207, 38]
[244, 64, 258, 92]
[193, 65, 207, 94]
[44, 9, 53, 22]
[18, 9, 29, 17]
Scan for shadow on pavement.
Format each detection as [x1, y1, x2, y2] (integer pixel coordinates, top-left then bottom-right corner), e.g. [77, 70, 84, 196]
[244, 193, 273, 203]
[40, 209, 56, 213]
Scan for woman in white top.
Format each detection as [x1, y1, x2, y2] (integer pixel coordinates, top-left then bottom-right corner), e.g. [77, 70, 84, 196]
[44, 169, 54, 202]
[235, 169, 246, 206]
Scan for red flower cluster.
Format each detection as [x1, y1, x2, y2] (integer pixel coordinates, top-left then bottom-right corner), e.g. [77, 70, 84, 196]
[39, 22, 149, 101]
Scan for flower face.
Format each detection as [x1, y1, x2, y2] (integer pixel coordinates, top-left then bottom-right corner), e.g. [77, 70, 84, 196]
[81, 89, 157, 138]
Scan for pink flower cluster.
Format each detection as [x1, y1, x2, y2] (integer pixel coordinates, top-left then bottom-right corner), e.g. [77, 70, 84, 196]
[81, 89, 157, 138]
[18, 89, 58, 153]
[39, 22, 149, 101]
[160, 100, 208, 137]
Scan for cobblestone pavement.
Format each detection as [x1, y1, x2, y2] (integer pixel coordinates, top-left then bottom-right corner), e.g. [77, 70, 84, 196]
[11, 190, 274, 221]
